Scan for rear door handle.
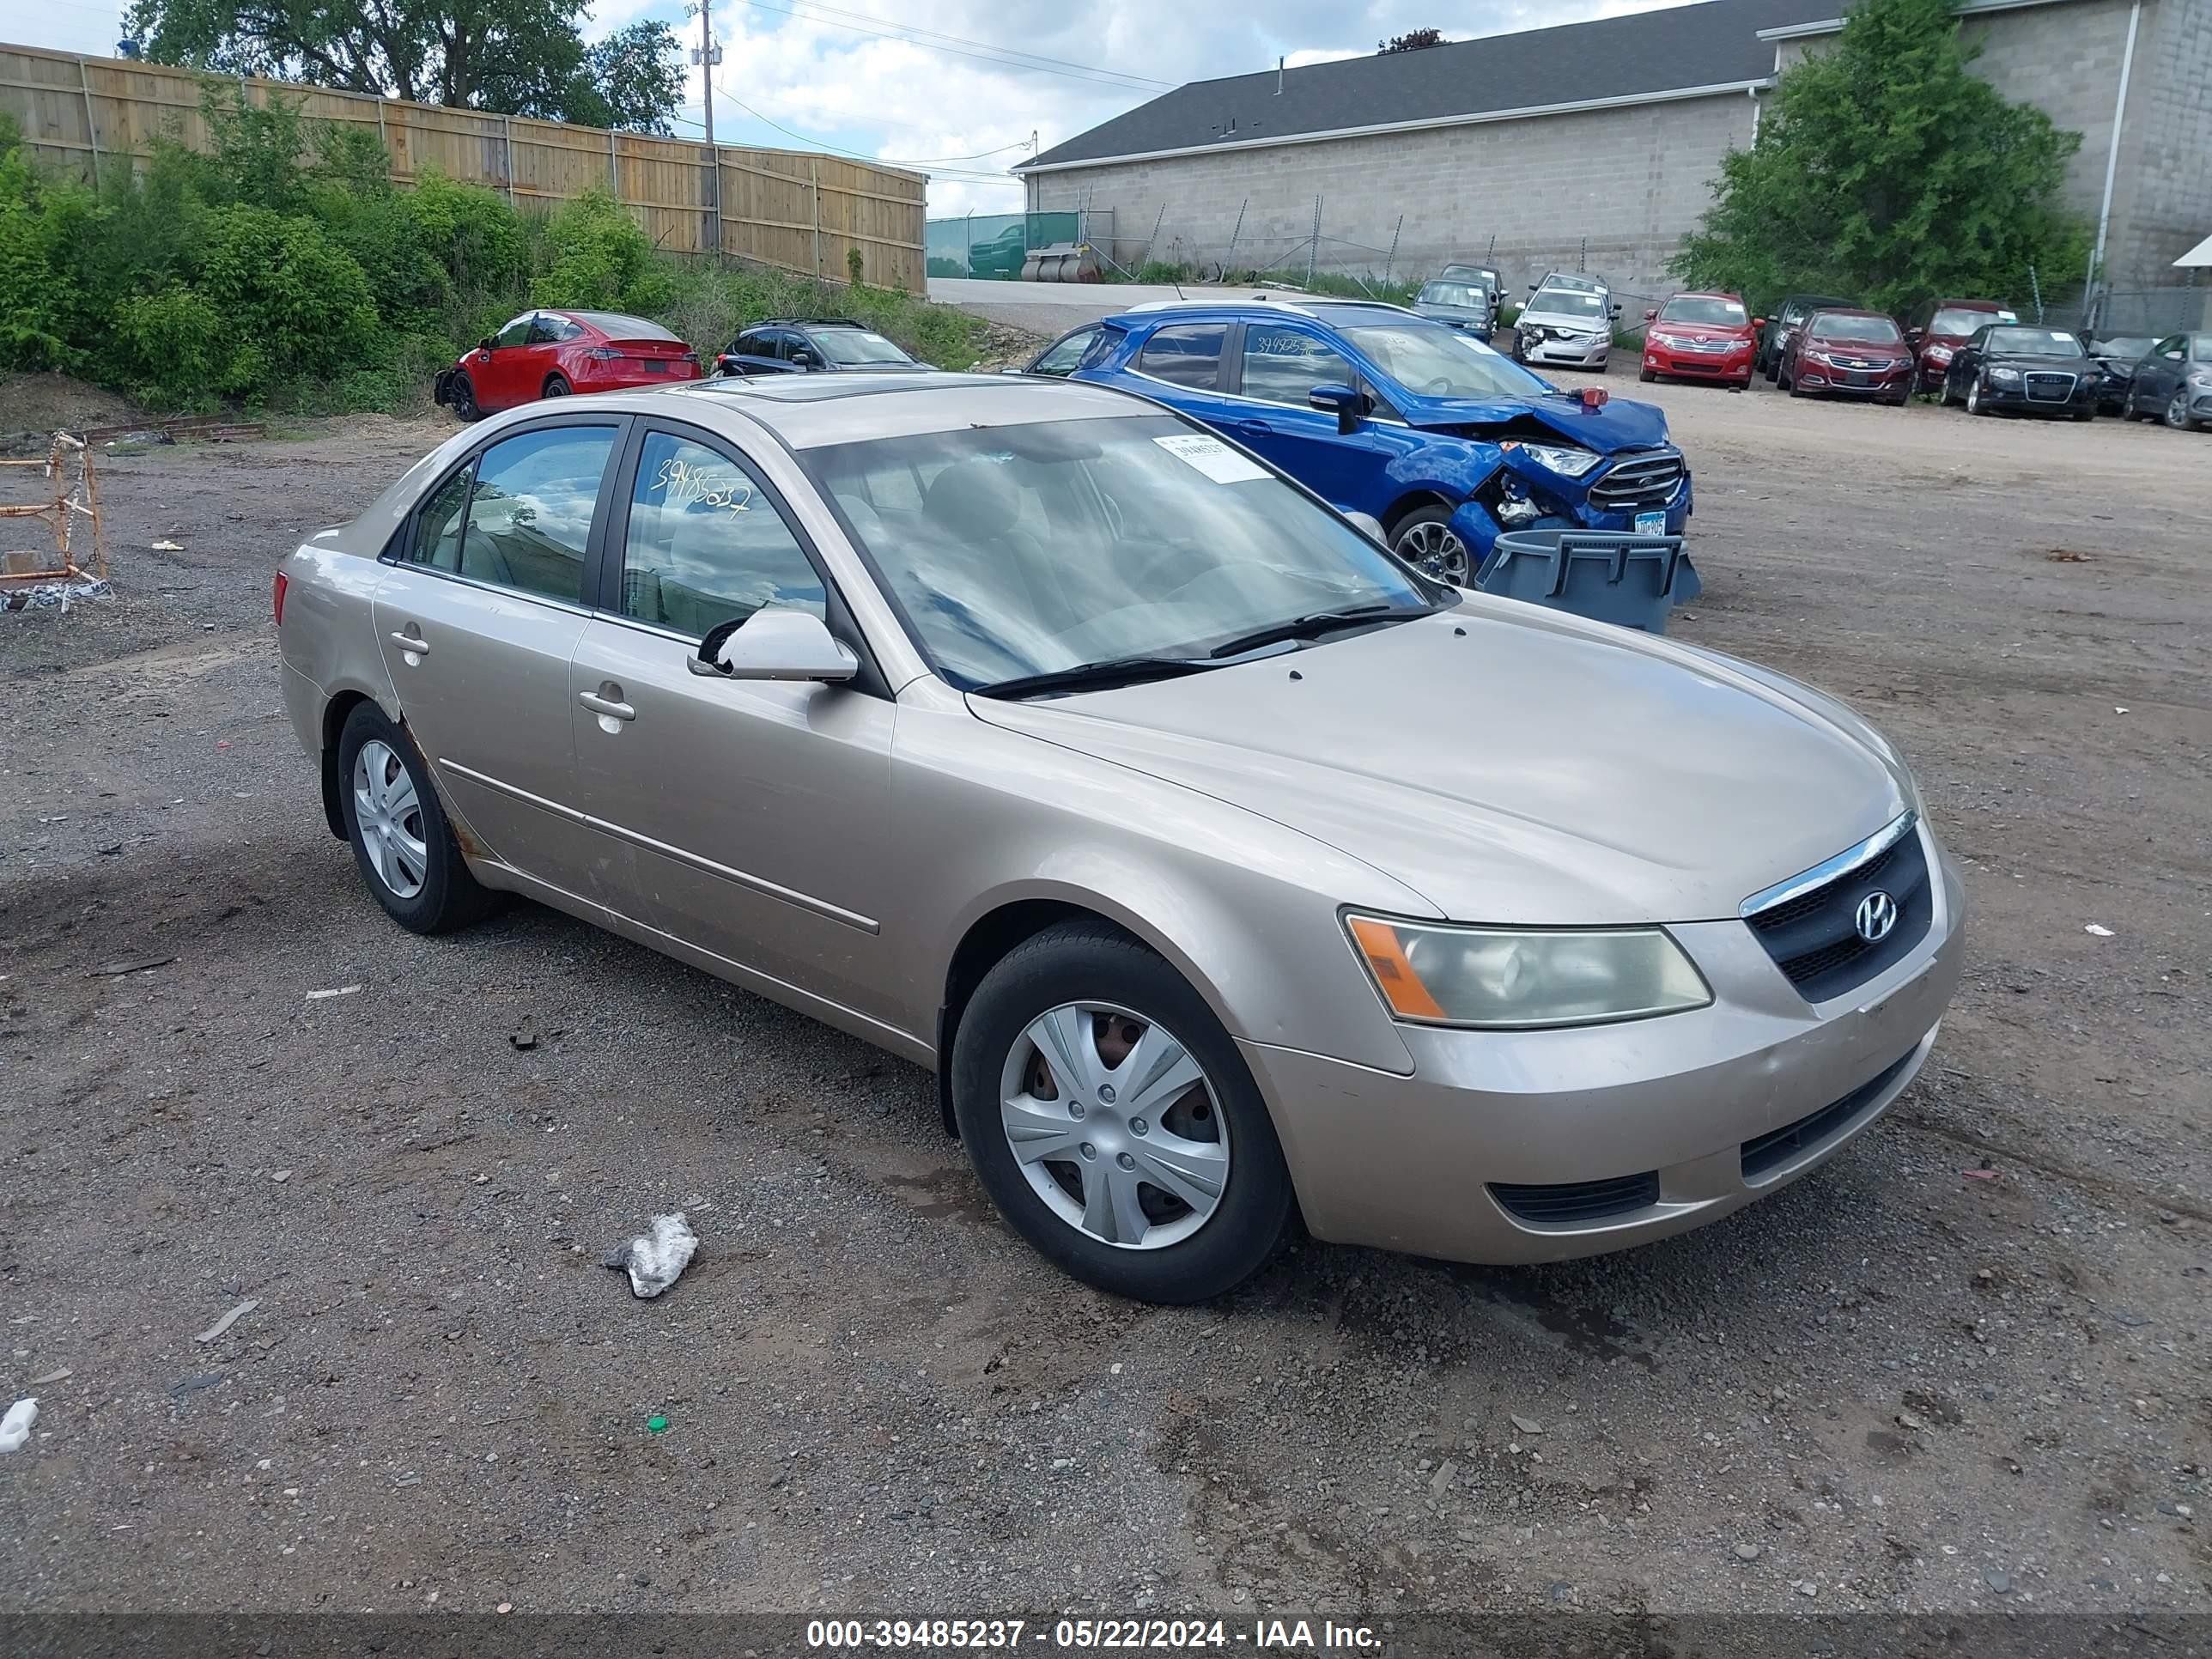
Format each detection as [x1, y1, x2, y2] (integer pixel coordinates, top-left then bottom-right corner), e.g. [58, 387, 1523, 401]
[578, 690, 635, 721]
[389, 629, 428, 655]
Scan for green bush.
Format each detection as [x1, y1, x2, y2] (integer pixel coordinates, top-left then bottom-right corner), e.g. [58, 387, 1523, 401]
[530, 188, 672, 314]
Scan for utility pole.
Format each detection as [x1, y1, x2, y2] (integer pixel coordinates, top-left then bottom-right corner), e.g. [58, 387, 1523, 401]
[690, 0, 723, 259]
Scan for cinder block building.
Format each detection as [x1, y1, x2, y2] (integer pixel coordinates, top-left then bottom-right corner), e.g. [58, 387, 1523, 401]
[1016, 0, 2209, 311]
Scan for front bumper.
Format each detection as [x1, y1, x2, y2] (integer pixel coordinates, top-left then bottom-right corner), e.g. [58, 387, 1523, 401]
[1243, 826, 1966, 1265]
[1975, 375, 2098, 417]
[1445, 459, 1693, 562]
[1795, 359, 1912, 398]
[1522, 331, 1610, 368]
[1644, 343, 1752, 381]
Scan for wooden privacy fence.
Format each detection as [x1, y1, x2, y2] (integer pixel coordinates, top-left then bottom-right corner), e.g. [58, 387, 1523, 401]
[0, 41, 927, 293]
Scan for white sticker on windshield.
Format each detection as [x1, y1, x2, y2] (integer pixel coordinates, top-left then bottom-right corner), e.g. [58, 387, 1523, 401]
[1153, 433, 1268, 484]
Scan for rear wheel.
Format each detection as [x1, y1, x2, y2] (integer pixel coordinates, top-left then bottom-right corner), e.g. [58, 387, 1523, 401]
[951, 924, 1292, 1304]
[543, 373, 572, 399]
[336, 703, 495, 935]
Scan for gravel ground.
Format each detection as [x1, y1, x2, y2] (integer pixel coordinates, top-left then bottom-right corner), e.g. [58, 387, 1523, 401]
[1, 382, 2207, 1623]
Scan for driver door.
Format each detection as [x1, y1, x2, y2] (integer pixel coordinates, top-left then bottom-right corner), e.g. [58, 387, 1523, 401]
[1227, 321, 1406, 514]
[567, 419, 901, 1024]
[2136, 337, 2185, 410]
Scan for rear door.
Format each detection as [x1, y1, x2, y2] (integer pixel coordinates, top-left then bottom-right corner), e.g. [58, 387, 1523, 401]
[1129, 320, 1233, 422]
[1228, 320, 1396, 511]
[369, 416, 626, 897]
[566, 418, 901, 1022]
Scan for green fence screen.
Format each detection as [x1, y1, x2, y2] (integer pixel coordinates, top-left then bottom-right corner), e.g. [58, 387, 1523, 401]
[926, 212, 1085, 279]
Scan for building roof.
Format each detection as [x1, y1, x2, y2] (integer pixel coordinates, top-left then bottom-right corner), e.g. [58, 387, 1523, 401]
[2177, 233, 2212, 268]
[1019, 0, 1838, 173]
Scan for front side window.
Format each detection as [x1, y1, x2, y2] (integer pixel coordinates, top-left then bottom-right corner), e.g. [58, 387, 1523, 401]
[804, 414, 1434, 690]
[1342, 321, 1549, 400]
[1241, 325, 1354, 407]
[493, 314, 535, 349]
[428, 424, 617, 602]
[1030, 327, 1101, 378]
[619, 431, 824, 639]
[1659, 296, 1747, 326]
[1137, 323, 1226, 389]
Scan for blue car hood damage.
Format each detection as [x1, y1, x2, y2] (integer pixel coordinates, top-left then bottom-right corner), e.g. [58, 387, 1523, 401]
[1398, 392, 1674, 452]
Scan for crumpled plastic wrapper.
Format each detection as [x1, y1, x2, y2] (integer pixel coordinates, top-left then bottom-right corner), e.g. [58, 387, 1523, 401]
[602, 1212, 699, 1299]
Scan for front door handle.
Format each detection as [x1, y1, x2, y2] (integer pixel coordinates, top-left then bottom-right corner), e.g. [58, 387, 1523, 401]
[389, 629, 428, 655]
[578, 690, 635, 721]
[1231, 419, 1275, 438]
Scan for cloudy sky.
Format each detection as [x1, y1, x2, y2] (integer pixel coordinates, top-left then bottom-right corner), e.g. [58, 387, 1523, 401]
[15, 0, 1688, 215]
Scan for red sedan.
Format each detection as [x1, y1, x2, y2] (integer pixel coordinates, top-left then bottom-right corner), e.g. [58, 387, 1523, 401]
[1639, 292, 1759, 389]
[1778, 309, 1914, 405]
[434, 309, 700, 419]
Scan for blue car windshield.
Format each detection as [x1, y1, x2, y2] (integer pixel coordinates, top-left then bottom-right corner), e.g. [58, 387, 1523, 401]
[1342, 321, 1552, 400]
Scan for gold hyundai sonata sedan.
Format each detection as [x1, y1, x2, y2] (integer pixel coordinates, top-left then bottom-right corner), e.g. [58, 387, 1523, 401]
[276, 372, 1965, 1304]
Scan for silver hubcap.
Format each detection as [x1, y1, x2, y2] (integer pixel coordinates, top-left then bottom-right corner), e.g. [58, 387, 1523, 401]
[1967, 381, 1980, 412]
[1000, 1002, 1228, 1251]
[2169, 393, 2189, 428]
[1395, 520, 1472, 586]
[352, 739, 428, 900]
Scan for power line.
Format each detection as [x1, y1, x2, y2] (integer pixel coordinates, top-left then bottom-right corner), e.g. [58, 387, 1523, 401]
[737, 0, 1171, 93]
[705, 82, 1024, 180]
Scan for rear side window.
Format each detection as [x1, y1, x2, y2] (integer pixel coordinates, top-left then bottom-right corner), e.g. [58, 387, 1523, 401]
[410, 424, 618, 603]
[1138, 323, 1226, 389]
[619, 431, 825, 640]
[1241, 325, 1353, 407]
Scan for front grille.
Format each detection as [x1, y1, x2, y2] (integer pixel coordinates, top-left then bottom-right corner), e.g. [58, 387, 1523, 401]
[1491, 1170, 1660, 1224]
[1743, 818, 1933, 1002]
[1741, 1049, 1917, 1181]
[1588, 451, 1685, 511]
[2024, 371, 2076, 403]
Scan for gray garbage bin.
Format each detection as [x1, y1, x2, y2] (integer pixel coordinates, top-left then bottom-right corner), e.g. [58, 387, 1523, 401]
[1474, 529, 1700, 633]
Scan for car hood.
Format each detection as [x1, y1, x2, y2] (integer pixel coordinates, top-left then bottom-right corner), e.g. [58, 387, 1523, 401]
[967, 605, 1910, 926]
[1415, 303, 1488, 325]
[1397, 390, 1672, 450]
[1521, 308, 1609, 332]
[1805, 338, 1909, 360]
[1984, 352, 2092, 373]
[1652, 322, 1750, 343]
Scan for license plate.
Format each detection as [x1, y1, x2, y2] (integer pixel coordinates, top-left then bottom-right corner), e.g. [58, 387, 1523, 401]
[1845, 371, 1869, 386]
[644, 359, 668, 373]
[1635, 510, 1667, 535]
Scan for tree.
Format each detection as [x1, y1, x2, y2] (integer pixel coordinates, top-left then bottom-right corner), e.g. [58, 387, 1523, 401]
[1670, 0, 2087, 315]
[1378, 28, 1445, 53]
[121, 0, 684, 133]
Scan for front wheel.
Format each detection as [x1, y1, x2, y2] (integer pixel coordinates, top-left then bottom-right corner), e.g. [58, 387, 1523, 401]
[1638, 367, 1657, 383]
[1390, 506, 1474, 586]
[336, 703, 495, 935]
[2167, 391, 2198, 431]
[951, 924, 1293, 1304]
[1966, 378, 1990, 416]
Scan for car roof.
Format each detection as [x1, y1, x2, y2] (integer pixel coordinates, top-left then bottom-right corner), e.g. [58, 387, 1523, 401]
[1805, 307, 1891, 320]
[1933, 298, 2008, 309]
[664, 370, 1153, 449]
[743, 317, 873, 331]
[1112, 299, 1421, 328]
[1663, 290, 1744, 304]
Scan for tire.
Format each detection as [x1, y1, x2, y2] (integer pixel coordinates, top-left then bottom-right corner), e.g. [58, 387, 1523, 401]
[1886, 392, 1909, 408]
[335, 702, 495, 935]
[1389, 504, 1474, 587]
[950, 922, 1293, 1304]
[2072, 409, 2094, 422]
[1638, 367, 1656, 383]
[2166, 391, 2197, 432]
[1966, 378, 1989, 416]
[449, 373, 481, 422]
[543, 373, 572, 399]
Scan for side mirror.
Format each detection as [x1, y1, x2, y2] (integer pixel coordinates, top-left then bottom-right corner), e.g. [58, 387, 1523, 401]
[1527, 283, 1537, 292]
[1643, 307, 1657, 322]
[478, 337, 495, 353]
[1904, 328, 1923, 345]
[1307, 382, 1363, 435]
[690, 607, 859, 684]
[1609, 304, 1623, 319]
[793, 350, 821, 368]
[1752, 317, 1765, 330]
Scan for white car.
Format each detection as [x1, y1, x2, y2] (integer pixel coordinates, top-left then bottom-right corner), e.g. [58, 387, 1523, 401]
[1518, 275, 1619, 370]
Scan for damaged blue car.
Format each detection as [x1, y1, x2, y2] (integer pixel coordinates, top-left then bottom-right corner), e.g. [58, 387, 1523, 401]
[1024, 299, 1691, 584]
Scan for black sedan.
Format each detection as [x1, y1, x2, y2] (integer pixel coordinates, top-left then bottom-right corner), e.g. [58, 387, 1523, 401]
[716, 318, 926, 377]
[1942, 325, 2099, 420]
[2120, 333, 2212, 431]
[2086, 335, 2155, 414]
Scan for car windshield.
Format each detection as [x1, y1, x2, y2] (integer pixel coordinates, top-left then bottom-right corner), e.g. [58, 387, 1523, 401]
[1659, 297, 1747, 326]
[1528, 289, 1606, 320]
[1987, 327, 2085, 358]
[1931, 307, 2014, 334]
[802, 415, 1435, 690]
[2094, 336, 2154, 358]
[813, 328, 911, 366]
[1345, 322, 1551, 398]
[1419, 282, 1489, 309]
[1811, 314, 1903, 343]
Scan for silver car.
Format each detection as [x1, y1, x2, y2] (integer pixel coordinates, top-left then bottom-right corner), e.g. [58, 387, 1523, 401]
[1518, 274, 1618, 369]
[277, 373, 1964, 1304]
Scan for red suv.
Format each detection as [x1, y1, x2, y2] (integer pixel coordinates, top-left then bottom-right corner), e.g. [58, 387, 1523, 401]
[1900, 297, 2020, 393]
[1639, 291, 1759, 389]
[1778, 308, 1914, 404]
[435, 308, 700, 419]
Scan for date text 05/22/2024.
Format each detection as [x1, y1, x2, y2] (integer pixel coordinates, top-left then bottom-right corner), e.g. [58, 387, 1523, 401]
[805, 1618, 1382, 1650]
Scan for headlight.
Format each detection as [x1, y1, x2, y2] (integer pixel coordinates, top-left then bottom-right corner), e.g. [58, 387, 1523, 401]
[2189, 371, 2212, 390]
[1498, 440, 1602, 477]
[1924, 344, 1954, 362]
[1988, 366, 2021, 384]
[1650, 331, 1684, 349]
[1346, 915, 1712, 1030]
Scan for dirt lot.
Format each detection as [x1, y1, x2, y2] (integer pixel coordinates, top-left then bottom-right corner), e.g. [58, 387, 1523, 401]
[2, 377, 2207, 1625]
